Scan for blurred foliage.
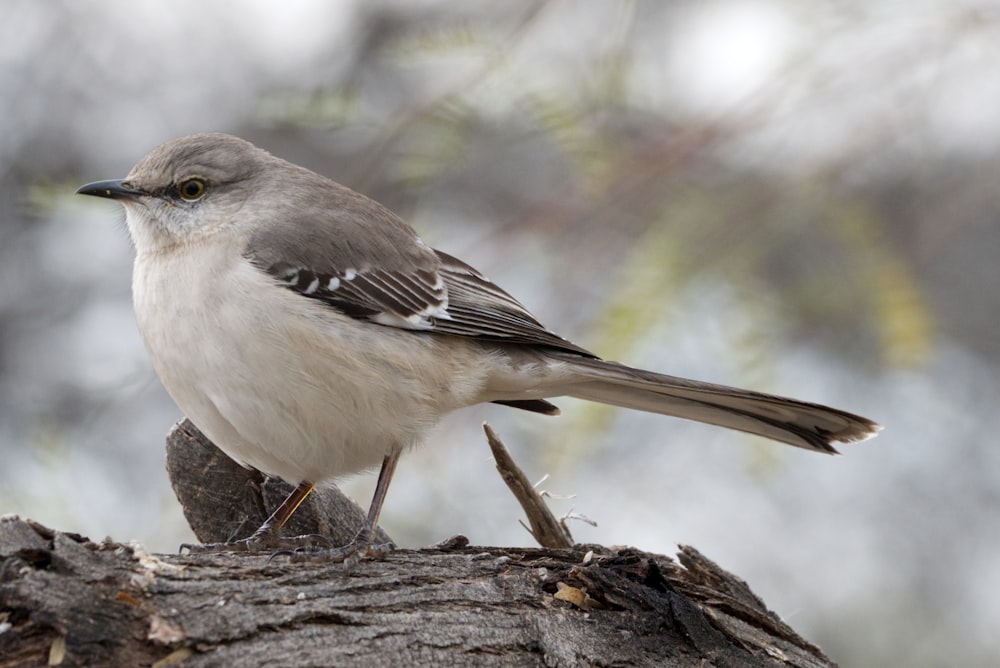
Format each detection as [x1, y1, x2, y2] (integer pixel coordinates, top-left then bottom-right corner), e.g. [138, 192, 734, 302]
[834, 202, 932, 368]
[254, 3, 935, 375]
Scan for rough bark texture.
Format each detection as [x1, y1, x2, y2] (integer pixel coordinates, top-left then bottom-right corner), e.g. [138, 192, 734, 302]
[0, 420, 839, 667]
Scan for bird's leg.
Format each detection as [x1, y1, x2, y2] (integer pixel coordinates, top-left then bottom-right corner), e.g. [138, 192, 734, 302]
[292, 450, 401, 563]
[181, 480, 325, 554]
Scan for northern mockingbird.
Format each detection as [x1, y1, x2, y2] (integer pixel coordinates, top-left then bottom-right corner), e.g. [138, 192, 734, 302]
[77, 133, 880, 560]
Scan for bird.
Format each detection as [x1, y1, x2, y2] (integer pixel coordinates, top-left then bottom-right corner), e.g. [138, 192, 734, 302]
[77, 133, 880, 560]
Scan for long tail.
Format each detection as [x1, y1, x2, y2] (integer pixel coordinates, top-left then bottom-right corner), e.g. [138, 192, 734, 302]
[547, 354, 881, 453]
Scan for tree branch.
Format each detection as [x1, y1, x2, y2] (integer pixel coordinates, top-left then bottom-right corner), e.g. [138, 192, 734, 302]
[0, 420, 837, 667]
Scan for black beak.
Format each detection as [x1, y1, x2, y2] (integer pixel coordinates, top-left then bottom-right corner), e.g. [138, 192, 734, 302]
[76, 179, 141, 200]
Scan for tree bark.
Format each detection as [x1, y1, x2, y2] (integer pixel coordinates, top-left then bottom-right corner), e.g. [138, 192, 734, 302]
[0, 420, 839, 667]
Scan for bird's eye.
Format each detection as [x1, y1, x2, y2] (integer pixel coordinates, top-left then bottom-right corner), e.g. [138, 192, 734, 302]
[177, 178, 207, 201]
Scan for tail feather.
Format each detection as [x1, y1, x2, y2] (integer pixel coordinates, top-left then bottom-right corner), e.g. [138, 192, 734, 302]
[549, 356, 880, 453]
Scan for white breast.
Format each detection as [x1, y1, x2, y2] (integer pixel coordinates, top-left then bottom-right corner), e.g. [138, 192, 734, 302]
[131, 235, 492, 485]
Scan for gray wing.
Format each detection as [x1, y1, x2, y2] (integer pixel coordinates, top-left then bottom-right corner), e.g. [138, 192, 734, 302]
[428, 250, 595, 356]
[257, 258, 449, 329]
[244, 207, 594, 356]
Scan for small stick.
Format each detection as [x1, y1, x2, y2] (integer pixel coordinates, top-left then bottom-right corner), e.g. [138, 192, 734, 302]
[483, 422, 573, 549]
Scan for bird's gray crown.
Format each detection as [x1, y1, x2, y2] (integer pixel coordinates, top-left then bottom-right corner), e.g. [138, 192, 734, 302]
[124, 133, 269, 195]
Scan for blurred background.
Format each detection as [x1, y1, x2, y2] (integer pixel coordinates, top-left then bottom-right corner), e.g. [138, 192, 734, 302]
[1, 1, 998, 665]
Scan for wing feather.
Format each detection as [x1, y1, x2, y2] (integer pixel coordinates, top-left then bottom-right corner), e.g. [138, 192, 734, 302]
[249, 243, 593, 356]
